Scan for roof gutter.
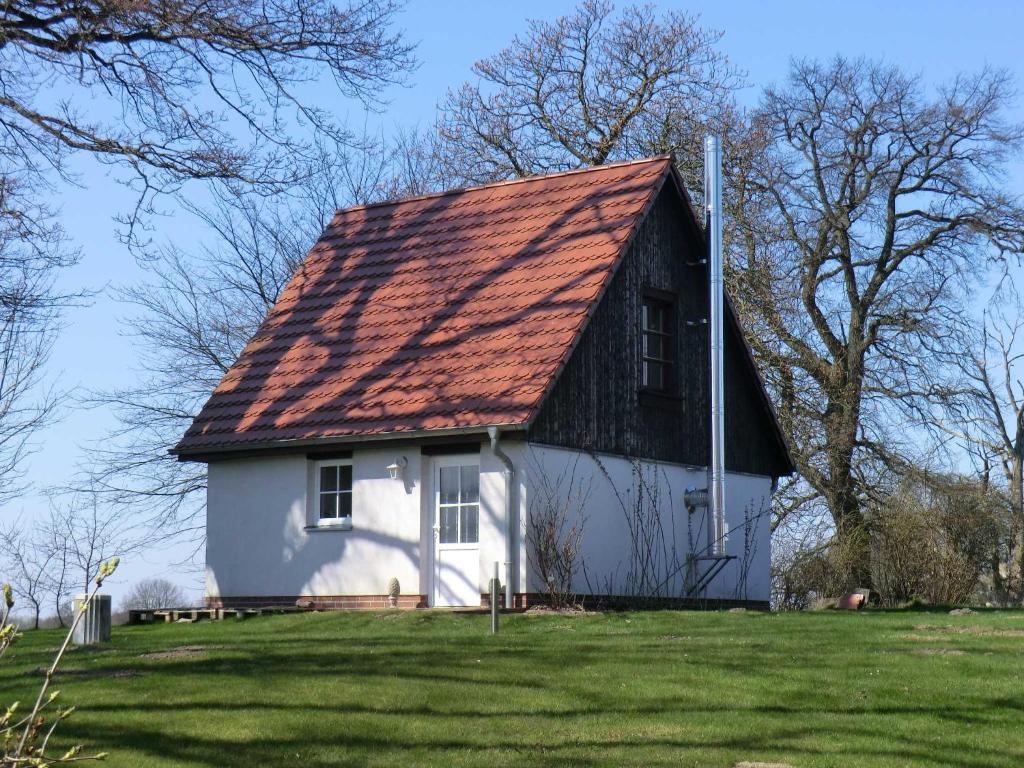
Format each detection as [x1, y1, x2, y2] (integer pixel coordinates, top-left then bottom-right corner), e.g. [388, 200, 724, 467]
[487, 426, 516, 610]
[172, 424, 526, 462]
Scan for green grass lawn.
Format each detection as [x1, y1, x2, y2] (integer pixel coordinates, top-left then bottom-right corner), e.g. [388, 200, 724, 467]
[0, 609, 1022, 767]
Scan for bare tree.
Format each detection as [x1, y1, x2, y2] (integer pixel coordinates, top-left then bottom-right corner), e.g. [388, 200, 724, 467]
[121, 578, 186, 611]
[0, 0, 415, 237]
[44, 488, 144, 596]
[926, 283, 1024, 600]
[381, 126, 451, 199]
[86, 144, 391, 540]
[728, 58, 1024, 580]
[0, 522, 54, 629]
[435, 0, 741, 195]
[39, 508, 72, 627]
[0, 177, 81, 501]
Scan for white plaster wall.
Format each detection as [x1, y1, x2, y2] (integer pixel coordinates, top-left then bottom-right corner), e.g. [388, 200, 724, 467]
[205, 440, 769, 603]
[206, 442, 528, 601]
[522, 444, 773, 602]
[206, 447, 424, 598]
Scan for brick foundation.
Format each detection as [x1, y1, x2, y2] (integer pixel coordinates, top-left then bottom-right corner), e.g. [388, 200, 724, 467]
[206, 594, 428, 610]
[207, 593, 768, 611]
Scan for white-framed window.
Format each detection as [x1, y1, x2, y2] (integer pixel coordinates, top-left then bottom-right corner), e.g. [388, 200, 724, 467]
[316, 460, 353, 527]
[437, 463, 480, 545]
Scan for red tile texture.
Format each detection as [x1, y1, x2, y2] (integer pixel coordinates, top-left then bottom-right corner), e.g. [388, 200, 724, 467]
[175, 157, 673, 453]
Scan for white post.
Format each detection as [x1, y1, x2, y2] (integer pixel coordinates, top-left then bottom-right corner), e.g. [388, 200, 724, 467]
[490, 561, 500, 634]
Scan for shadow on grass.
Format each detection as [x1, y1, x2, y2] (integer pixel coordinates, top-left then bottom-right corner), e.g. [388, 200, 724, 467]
[75, 694, 1024, 726]
[60, 715, 1017, 768]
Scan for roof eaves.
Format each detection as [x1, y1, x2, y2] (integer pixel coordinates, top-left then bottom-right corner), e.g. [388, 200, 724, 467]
[171, 422, 529, 463]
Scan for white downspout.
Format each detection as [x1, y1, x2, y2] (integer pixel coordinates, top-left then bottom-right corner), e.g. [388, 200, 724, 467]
[487, 426, 516, 609]
[705, 135, 727, 557]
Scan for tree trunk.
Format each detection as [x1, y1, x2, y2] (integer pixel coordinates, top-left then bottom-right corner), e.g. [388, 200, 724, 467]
[981, 465, 1006, 604]
[1011, 447, 1023, 604]
[822, 368, 872, 589]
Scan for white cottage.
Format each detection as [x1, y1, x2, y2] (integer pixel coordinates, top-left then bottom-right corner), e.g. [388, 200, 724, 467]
[173, 155, 793, 610]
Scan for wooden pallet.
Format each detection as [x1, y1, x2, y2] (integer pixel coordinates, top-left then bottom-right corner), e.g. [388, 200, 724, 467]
[127, 605, 305, 625]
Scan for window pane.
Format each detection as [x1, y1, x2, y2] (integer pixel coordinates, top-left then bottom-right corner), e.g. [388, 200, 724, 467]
[460, 504, 479, 544]
[643, 300, 667, 332]
[320, 465, 338, 492]
[645, 333, 663, 359]
[657, 334, 669, 359]
[460, 465, 479, 503]
[338, 491, 352, 519]
[439, 466, 459, 505]
[642, 361, 656, 390]
[439, 505, 459, 543]
[319, 493, 338, 519]
[338, 464, 353, 491]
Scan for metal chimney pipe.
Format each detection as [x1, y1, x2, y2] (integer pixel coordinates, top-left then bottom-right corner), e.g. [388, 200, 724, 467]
[704, 135, 726, 557]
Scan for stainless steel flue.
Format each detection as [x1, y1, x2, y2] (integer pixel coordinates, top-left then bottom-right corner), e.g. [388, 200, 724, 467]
[704, 135, 726, 557]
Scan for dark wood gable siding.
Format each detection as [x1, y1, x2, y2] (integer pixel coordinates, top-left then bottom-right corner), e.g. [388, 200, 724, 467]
[527, 183, 791, 478]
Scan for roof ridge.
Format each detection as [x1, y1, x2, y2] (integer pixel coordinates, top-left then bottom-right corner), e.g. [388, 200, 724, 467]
[332, 155, 674, 218]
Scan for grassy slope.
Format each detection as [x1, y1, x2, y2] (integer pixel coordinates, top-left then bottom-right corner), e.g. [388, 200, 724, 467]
[0, 609, 1021, 767]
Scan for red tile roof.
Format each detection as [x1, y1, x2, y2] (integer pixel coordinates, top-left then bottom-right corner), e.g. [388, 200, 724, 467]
[174, 156, 675, 454]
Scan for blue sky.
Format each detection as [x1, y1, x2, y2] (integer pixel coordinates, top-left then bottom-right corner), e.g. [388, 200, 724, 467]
[7, 1, 1024, 603]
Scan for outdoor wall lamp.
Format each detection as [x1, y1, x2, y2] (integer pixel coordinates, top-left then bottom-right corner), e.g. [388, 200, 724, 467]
[387, 457, 408, 480]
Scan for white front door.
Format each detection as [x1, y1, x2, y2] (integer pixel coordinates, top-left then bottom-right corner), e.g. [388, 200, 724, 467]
[433, 458, 481, 607]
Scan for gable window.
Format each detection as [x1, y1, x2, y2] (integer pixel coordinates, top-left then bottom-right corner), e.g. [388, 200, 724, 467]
[641, 295, 674, 391]
[317, 461, 353, 526]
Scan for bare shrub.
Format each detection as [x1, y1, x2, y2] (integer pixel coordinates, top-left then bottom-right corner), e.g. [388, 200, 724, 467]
[871, 478, 1001, 606]
[527, 458, 590, 609]
[586, 455, 686, 601]
[774, 472, 1003, 609]
[772, 527, 869, 610]
[733, 502, 771, 602]
[870, 503, 931, 606]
